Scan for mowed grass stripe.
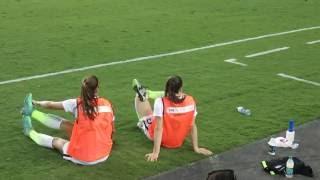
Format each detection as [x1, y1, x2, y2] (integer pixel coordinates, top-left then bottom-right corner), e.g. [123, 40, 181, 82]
[1, 26, 320, 86]
[1, 1, 320, 179]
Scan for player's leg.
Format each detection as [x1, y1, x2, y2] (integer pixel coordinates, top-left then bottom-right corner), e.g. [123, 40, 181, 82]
[132, 79, 153, 119]
[31, 110, 73, 136]
[52, 137, 68, 153]
[23, 115, 69, 152]
[146, 89, 164, 100]
[22, 93, 73, 136]
[132, 79, 160, 140]
[22, 115, 54, 149]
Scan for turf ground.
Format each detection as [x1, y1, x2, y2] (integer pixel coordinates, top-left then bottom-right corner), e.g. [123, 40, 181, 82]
[0, 0, 320, 179]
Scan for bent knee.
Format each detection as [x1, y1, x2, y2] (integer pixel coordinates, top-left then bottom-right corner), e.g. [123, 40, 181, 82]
[52, 137, 68, 152]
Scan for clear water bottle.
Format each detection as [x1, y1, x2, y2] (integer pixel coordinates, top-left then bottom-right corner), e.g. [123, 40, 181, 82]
[286, 120, 295, 145]
[285, 156, 294, 178]
[237, 106, 251, 116]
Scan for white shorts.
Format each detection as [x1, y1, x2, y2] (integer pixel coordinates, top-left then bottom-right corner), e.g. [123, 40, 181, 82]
[137, 115, 155, 140]
[62, 142, 109, 166]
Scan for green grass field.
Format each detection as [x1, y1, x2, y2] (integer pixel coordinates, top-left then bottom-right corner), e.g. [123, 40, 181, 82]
[1, 0, 320, 179]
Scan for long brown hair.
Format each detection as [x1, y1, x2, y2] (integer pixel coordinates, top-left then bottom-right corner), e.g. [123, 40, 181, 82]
[165, 75, 185, 103]
[80, 75, 99, 119]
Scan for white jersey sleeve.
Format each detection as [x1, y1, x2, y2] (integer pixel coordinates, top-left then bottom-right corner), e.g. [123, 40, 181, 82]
[153, 98, 164, 117]
[62, 99, 78, 118]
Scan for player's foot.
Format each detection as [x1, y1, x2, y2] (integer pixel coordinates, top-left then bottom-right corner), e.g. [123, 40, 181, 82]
[22, 115, 33, 136]
[21, 93, 33, 116]
[132, 79, 147, 102]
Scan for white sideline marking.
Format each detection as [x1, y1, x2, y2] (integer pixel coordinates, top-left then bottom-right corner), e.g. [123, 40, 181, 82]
[1, 26, 320, 86]
[277, 73, 320, 87]
[245, 47, 290, 58]
[224, 59, 247, 66]
[306, 39, 320, 45]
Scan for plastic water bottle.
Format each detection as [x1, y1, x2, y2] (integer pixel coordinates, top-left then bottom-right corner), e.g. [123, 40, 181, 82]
[285, 156, 294, 178]
[286, 120, 295, 145]
[237, 106, 251, 116]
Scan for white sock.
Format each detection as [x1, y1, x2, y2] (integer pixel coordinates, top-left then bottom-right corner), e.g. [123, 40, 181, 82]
[32, 111, 63, 129]
[45, 114, 63, 129]
[29, 130, 54, 149]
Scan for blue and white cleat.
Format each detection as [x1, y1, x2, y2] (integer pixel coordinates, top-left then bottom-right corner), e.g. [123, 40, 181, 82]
[21, 93, 33, 116]
[132, 79, 147, 102]
[22, 115, 32, 136]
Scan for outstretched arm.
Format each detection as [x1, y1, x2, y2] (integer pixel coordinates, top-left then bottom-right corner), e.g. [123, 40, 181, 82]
[145, 116, 163, 162]
[33, 100, 64, 110]
[190, 118, 213, 156]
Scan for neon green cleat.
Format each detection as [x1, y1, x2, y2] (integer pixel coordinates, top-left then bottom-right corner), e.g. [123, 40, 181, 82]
[21, 93, 33, 116]
[132, 79, 147, 102]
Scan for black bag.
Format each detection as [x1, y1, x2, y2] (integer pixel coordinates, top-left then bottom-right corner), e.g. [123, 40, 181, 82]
[207, 169, 237, 180]
[261, 157, 313, 177]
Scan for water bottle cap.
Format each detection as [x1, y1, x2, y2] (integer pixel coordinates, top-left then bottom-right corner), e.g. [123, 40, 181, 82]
[288, 120, 294, 132]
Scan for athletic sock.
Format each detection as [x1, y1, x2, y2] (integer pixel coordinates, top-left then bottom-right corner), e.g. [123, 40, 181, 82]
[31, 110, 62, 129]
[147, 90, 164, 99]
[28, 129, 54, 149]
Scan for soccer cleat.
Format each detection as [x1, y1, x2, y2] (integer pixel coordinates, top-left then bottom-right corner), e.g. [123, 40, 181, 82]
[132, 79, 147, 102]
[22, 115, 33, 136]
[21, 93, 33, 116]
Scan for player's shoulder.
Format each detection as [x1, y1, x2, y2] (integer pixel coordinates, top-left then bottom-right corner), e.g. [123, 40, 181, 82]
[184, 94, 196, 104]
[98, 97, 112, 105]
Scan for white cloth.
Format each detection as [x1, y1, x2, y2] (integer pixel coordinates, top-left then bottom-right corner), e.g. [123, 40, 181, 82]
[268, 137, 299, 149]
[153, 98, 198, 117]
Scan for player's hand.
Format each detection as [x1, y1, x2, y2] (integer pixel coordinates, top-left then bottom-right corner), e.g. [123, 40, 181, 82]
[145, 152, 159, 162]
[194, 147, 213, 156]
[32, 100, 39, 106]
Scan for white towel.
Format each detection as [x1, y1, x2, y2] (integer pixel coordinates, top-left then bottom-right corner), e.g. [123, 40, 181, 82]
[268, 137, 299, 149]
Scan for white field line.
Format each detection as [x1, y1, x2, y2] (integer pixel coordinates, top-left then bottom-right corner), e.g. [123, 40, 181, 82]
[277, 73, 320, 87]
[245, 47, 290, 58]
[224, 59, 247, 66]
[306, 39, 320, 45]
[1, 26, 320, 86]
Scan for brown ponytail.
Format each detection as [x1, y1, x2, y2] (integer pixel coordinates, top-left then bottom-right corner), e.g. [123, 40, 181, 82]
[80, 75, 99, 120]
[165, 75, 185, 103]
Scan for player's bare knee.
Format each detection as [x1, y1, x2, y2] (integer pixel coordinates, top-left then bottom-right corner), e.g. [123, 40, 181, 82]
[52, 137, 67, 150]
